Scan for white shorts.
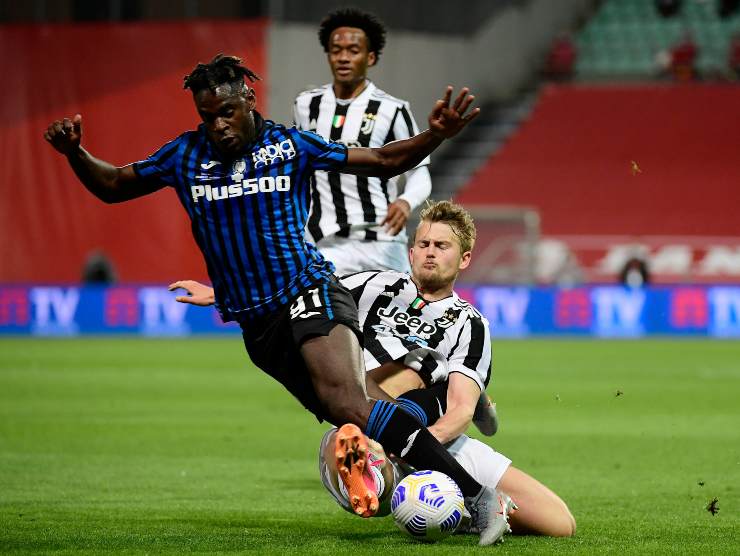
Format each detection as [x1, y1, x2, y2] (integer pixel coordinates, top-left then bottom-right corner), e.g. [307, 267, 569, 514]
[445, 434, 512, 490]
[316, 236, 411, 276]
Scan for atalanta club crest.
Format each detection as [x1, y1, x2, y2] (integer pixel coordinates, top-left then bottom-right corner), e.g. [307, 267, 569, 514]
[231, 159, 247, 182]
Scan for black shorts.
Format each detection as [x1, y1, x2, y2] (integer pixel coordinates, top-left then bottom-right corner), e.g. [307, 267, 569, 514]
[239, 276, 362, 420]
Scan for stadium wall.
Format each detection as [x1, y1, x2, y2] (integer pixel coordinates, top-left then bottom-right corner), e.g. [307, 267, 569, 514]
[456, 83, 740, 284]
[267, 0, 593, 125]
[0, 19, 267, 284]
[3, 3, 591, 285]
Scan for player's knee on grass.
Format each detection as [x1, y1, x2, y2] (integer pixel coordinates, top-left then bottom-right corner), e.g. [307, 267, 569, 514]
[498, 466, 576, 537]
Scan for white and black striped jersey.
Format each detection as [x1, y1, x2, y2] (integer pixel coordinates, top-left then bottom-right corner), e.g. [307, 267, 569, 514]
[293, 81, 431, 245]
[340, 270, 491, 390]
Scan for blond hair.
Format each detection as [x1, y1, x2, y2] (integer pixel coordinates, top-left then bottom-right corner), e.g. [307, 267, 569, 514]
[417, 200, 476, 253]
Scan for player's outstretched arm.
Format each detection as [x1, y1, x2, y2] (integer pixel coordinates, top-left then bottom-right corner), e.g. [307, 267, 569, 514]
[343, 87, 479, 178]
[44, 114, 165, 203]
[168, 280, 215, 306]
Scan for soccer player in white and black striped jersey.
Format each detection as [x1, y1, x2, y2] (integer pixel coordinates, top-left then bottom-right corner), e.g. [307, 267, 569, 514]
[293, 8, 432, 274]
[328, 201, 574, 537]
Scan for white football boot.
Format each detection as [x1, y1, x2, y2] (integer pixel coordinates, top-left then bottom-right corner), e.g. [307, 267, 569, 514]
[464, 488, 517, 545]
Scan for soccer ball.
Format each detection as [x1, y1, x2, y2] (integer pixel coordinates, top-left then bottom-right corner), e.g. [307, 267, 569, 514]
[390, 470, 465, 542]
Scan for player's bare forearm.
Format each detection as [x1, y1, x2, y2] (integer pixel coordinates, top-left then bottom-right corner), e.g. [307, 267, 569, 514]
[428, 373, 480, 443]
[44, 113, 162, 203]
[428, 404, 475, 444]
[65, 148, 130, 203]
[344, 87, 478, 179]
[66, 149, 163, 204]
[345, 130, 442, 178]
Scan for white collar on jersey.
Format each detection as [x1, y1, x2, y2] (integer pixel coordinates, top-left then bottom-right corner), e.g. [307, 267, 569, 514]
[331, 79, 375, 105]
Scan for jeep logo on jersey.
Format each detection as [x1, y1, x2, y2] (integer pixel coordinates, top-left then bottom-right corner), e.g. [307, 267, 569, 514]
[252, 139, 296, 169]
[190, 176, 292, 203]
[377, 305, 438, 339]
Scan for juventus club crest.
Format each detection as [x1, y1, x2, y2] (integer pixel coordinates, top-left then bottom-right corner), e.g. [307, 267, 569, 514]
[231, 159, 247, 182]
[442, 307, 460, 324]
[360, 113, 376, 135]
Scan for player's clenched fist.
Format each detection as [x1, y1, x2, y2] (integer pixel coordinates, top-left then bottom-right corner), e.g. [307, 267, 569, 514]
[44, 114, 83, 156]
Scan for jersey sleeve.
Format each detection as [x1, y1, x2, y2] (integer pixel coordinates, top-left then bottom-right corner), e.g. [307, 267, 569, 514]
[398, 165, 432, 211]
[447, 314, 491, 390]
[131, 135, 183, 186]
[292, 98, 303, 129]
[339, 270, 379, 304]
[294, 129, 348, 171]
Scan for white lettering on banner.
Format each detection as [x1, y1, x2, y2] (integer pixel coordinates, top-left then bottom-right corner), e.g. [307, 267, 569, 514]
[30, 287, 79, 335]
[708, 287, 740, 337]
[534, 239, 572, 282]
[584, 241, 740, 279]
[699, 247, 740, 275]
[594, 243, 692, 276]
[476, 288, 529, 336]
[650, 245, 693, 274]
[596, 245, 650, 274]
[591, 287, 645, 337]
[139, 288, 189, 335]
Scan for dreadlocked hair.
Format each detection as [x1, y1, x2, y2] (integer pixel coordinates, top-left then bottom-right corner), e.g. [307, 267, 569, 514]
[417, 200, 476, 253]
[318, 8, 387, 60]
[183, 53, 260, 94]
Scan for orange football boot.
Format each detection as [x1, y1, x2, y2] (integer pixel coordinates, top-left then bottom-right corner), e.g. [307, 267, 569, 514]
[335, 423, 379, 517]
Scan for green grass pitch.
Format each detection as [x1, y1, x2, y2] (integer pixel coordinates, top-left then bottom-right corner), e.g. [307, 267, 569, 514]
[1, 338, 738, 554]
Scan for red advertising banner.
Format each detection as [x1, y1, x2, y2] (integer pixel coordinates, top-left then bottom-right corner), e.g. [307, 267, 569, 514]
[0, 19, 267, 282]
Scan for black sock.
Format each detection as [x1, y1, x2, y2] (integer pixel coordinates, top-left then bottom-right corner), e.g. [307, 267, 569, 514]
[397, 383, 448, 427]
[364, 399, 482, 498]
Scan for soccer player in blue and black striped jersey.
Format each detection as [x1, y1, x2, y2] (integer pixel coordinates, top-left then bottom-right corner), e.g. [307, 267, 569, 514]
[44, 53, 508, 545]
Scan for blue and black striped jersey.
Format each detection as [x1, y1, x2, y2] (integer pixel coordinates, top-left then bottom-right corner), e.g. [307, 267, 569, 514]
[132, 115, 348, 322]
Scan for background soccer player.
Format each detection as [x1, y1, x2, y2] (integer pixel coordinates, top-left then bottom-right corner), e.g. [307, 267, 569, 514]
[294, 8, 432, 275]
[43, 53, 514, 545]
[294, 9, 497, 438]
